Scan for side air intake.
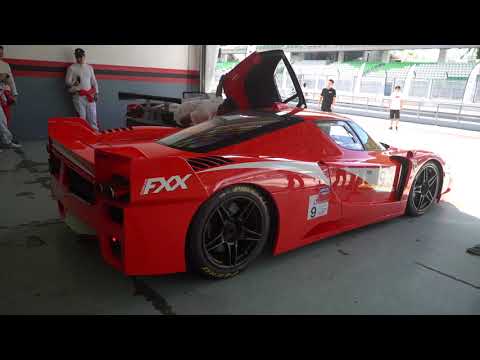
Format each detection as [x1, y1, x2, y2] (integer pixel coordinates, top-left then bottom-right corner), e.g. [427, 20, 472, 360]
[187, 156, 233, 171]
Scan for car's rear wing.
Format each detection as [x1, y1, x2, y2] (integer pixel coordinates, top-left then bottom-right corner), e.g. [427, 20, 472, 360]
[47, 117, 99, 180]
[47, 117, 180, 179]
[182, 91, 209, 100]
[49, 117, 99, 145]
[118, 91, 211, 103]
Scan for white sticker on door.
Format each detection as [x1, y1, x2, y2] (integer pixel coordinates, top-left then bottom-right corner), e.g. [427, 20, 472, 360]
[307, 194, 329, 220]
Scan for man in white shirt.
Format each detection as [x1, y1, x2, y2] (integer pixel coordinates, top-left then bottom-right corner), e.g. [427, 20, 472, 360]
[65, 48, 100, 130]
[389, 85, 403, 131]
[0, 45, 21, 149]
[0, 46, 18, 99]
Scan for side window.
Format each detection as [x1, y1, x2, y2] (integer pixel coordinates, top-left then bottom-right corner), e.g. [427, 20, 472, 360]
[274, 59, 296, 103]
[316, 121, 363, 151]
[348, 121, 385, 151]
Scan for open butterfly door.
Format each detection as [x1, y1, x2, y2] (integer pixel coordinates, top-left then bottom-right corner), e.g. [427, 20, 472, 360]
[221, 50, 306, 111]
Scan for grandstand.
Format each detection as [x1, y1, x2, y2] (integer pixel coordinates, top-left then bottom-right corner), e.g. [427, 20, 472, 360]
[363, 62, 386, 75]
[382, 63, 411, 79]
[290, 61, 361, 94]
[413, 63, 474, 79]
[211, 46, 480, 130]
[214, 55, 480, 105]
[289, 60, 478, 103]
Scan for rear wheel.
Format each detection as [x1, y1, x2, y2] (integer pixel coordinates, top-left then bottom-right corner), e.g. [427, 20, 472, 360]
[187, 185, 271, 279]
[406, 162, 441, 216]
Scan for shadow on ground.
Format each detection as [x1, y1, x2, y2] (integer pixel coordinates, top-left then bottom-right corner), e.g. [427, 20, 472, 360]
[137, 201, 480, 315]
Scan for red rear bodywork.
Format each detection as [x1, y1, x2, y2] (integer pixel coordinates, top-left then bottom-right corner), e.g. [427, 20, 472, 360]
[47, 50, 452, 276]
[48, 118, 200, 275]
[47, 112, 451, 276]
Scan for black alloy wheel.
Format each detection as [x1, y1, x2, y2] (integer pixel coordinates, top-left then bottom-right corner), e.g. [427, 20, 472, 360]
[407, 162, 441, 216]
[187, 185, 271, 279]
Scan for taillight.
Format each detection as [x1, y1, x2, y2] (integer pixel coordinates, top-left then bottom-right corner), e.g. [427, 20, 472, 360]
[110, 235, 122, 259]
[106, 183, 129, 200]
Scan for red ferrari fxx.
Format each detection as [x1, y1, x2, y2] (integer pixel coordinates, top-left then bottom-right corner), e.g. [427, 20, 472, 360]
[47, 50, 452, 279]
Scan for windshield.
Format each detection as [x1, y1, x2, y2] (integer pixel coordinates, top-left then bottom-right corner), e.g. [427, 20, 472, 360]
[315, 120, 386, 151]
[158, 112, 302, 153]
[274, 58, 298, 104]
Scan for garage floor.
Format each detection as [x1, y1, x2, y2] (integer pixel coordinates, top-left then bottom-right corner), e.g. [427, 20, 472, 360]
[1, 115, 479, 315]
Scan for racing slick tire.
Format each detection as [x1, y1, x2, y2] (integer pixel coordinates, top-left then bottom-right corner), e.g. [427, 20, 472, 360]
[406, 161, 441, 217]
[187, 185, 271, 280]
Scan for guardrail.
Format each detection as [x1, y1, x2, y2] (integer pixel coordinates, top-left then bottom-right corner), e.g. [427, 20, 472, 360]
[300, 91, 480, 123]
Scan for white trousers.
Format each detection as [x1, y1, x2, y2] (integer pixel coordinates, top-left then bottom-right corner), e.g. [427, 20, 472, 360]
[73, 95, 98, 131]
[0, 105, 13, 145]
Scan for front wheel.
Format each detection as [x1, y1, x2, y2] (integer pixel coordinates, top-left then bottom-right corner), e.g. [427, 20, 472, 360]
[187, 185, 271, 279]
[406, 161, 441, 216]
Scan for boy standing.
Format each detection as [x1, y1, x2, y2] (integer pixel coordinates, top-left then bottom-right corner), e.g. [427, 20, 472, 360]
[389, 85, 403, 130]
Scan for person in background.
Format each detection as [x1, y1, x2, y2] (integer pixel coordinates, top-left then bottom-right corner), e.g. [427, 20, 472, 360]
[0, 45, 21, 149]
[389, 85, 403, 130]
[65, 48, 100, 130]
[0, 88, 21, 149]
[303, 82, 309, 100]
[319, 79, 336, 112]
[0, 46, 18, 101]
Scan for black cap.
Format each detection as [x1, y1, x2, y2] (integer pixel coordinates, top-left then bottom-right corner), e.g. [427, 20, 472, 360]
[74, 48, 85, 57]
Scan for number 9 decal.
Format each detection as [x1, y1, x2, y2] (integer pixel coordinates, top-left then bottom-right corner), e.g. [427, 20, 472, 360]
[308, 194, 329, 220]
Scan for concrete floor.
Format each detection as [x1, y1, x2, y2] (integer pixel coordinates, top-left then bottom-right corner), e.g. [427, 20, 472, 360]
[0, 115, 479, 314]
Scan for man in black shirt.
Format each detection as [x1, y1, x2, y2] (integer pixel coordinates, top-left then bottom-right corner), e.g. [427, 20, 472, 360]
[319, 79, 336, 112]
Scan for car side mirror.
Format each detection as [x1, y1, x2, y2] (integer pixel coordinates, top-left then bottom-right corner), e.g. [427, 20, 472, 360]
[380, 142, 390, 149]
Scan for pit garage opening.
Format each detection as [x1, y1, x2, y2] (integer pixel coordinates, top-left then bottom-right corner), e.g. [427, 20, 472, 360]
[0, 45, 479, 315]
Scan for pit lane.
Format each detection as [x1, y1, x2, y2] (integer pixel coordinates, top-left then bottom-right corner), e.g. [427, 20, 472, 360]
[0, 115, 479, 315]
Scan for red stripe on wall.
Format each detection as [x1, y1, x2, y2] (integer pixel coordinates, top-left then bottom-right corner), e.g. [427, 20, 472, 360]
[12, 71, 200, 84]
[95, 74, 200, 84]
[93, 64, 199, 75]
[13, 70, 66, 78]
[7, 57, 200, 84]
[4, 58, 200, 75]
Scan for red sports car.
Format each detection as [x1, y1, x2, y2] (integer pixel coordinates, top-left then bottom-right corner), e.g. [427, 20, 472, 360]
[47, 50, 452, 279]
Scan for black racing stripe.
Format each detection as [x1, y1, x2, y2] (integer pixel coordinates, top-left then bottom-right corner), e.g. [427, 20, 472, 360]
[159, 112, 305, 153]
[11, 64, 67, 72]
[10, 64, 199, 79]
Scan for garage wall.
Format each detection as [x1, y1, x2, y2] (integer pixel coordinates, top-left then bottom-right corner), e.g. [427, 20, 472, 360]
[3, 45, 200, 140]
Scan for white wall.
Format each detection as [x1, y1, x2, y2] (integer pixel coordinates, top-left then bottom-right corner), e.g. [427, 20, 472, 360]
[3, 45, 200, 70]
[205, 45, 220, 93]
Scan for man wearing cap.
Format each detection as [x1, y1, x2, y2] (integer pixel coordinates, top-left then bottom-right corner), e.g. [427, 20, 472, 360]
[65, 48, 100, 130]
